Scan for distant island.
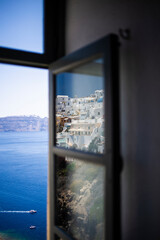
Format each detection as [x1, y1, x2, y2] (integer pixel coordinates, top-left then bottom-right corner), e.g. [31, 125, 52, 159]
[0, 116, 48, 132]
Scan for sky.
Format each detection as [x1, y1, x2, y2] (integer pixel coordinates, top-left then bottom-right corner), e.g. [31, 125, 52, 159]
[0, 0, 48, 118]
[0, 0, 43, 53]
[0, 64, 48, 118]
[57, 72, 103, 98]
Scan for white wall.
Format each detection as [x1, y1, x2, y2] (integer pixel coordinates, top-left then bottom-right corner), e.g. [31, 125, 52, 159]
[65, 1, 160, 239]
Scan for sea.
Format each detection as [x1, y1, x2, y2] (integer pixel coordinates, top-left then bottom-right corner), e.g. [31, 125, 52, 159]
[0, 131, 48, 240]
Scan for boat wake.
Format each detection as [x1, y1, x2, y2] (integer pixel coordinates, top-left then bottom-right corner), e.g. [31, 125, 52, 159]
[0, 211, 30, 213]
[0, 210, 37, 214]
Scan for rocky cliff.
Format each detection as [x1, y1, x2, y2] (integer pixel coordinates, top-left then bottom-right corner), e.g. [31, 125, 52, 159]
[0, 116, 48, 132]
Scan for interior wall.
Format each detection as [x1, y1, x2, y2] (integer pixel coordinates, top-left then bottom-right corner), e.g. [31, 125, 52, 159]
[65, 1, 160, 239]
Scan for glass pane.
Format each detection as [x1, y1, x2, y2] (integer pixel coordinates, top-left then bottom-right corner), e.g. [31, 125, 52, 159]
[56, 58, 105, 154]
[55, 156, 105, 240]
[0, 0, 43, 53]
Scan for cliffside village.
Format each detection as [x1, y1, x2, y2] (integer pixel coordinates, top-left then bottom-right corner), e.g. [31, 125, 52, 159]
[56, 89, 104, 153]
[0, 116, 48, 132]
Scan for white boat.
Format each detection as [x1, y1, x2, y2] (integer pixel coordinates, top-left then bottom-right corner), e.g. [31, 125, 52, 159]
[30, 225, 36, 229]
[29, 210, 37, 214]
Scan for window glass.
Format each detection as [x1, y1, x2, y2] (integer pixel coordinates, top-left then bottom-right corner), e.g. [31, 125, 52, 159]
[0, 0, 44, 53]
[55, 156, 105, 240]
[56, 58, 105, 154]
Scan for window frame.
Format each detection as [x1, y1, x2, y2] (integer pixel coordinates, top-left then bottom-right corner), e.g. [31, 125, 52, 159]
[0, 1, 65, 239]
[48, 34, 120, 240]
[0, 0, 65, 68]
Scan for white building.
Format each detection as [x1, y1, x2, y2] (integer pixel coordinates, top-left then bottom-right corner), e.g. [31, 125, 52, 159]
[56, 95, 71, 113]
[56, 90, 104, 152]
[94, 90, 104, 99]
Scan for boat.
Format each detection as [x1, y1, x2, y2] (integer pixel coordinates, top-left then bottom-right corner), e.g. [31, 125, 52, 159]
[30, 225, 36, 229]
[29, 210, 37, 214]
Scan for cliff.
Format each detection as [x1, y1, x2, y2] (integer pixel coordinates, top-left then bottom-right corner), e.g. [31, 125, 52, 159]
[0, 116, 48, 132]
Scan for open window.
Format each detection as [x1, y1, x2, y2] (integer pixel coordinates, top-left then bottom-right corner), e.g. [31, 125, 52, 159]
[0, 6, 119, 237]
[0, 1, 65, 239]
[48, 34, 120, 240]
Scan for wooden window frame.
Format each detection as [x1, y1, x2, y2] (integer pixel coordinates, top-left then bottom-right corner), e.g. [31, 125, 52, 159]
[48, 34, 120, 240]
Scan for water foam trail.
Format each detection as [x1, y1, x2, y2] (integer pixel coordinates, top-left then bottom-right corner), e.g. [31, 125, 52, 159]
[0, 211, 30, 213]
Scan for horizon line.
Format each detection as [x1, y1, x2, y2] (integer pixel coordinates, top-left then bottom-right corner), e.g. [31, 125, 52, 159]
[0, 115, 48, 119]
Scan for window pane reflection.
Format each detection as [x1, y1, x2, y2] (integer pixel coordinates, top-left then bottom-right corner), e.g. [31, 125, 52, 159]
[56, 58, 105, 154]
[55, 156, 105, 240]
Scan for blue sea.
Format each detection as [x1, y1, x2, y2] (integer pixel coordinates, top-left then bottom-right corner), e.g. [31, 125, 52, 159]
[0, 131, 48, 240]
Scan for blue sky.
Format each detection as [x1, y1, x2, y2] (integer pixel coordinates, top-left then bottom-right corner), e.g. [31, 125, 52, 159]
[57, 73, 103, 98]
[0, 0, 43, 53]
[0, 64, 48, 118]
[0, 0, 48, 118]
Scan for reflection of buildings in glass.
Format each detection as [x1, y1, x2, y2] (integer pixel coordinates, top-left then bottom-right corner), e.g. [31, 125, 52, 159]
[56, 95, 71, 113]
[56, 89, 104, 153]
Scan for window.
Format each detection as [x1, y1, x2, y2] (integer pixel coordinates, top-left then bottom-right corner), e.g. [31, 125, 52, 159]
[0, 4, 120, 238]
[0, 0, 65, 68]
[0, 0, 44, 53]
[48, 35, 120, 240]
[0, 1, 65, 240]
